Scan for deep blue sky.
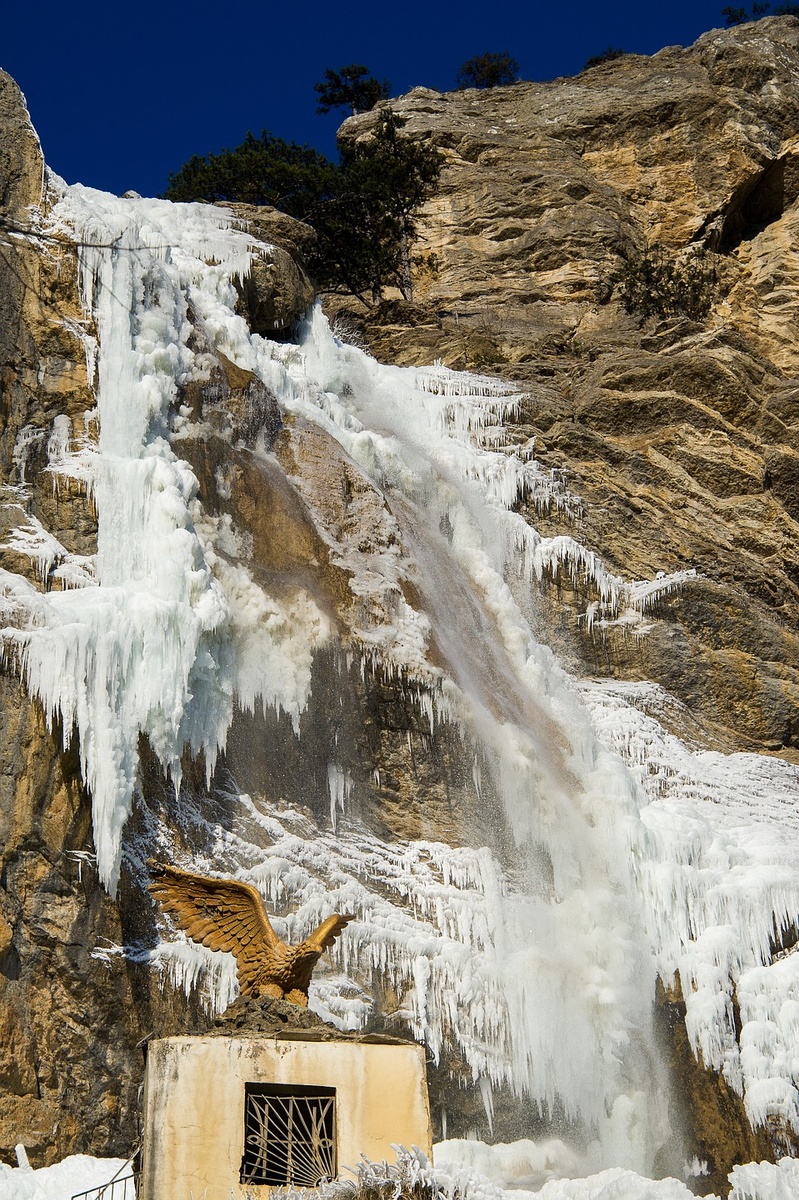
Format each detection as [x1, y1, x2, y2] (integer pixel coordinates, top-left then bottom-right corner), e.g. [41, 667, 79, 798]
[6, 0, 733, 199]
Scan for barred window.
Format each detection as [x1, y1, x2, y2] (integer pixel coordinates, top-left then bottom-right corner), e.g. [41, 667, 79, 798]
[240, 1083, 337, 1187]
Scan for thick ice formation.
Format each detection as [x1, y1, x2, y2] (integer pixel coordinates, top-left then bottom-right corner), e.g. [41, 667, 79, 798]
[3, 184, 799, 1178]
[0, 187, 328, 890]
[728, 1157, 799, 1200]
[148, 787, 659, 1158]
[582, 681, 799, 1137]
[432, 1141, 705, 1200]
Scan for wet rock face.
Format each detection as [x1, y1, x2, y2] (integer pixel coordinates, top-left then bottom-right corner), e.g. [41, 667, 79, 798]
[656, 978, 773, 1196]
[224, 202, 315, 336]
[338, 19, 799, 760]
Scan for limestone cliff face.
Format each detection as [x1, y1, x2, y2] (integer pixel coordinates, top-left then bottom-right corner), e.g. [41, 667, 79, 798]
[338, 16, 799, 763]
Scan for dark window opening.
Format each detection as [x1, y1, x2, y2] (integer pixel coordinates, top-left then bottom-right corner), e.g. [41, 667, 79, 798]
[240, 1083, 337, 1187]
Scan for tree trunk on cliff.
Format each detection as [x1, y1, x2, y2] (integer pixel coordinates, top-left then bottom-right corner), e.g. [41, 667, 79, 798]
[399, 217, 413, 303]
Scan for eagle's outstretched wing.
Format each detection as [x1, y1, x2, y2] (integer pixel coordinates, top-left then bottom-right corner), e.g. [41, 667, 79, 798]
[149, 864, 356, 1002]
[148, 864, 279, 968]
[302, 913, 355, 953]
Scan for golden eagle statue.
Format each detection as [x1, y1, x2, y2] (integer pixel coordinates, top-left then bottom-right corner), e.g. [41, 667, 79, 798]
[148, 863, 354, 1007]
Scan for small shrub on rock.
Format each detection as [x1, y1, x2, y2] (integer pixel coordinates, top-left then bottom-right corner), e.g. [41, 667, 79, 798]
[722, 2, 797, 23]
[583, 47, 628, 69]
[610, 245, 718, 322]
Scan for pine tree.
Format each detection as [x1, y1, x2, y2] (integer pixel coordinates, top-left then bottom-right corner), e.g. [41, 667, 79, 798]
[163, 131, 337, 219]
[456, 52, 519, 89]
[314, 65, 391, 116]
[312, 108, 442, 304]
[163, 111, 442, 307]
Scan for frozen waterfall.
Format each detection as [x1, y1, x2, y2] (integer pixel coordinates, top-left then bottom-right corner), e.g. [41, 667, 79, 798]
[3, 183, 799, 1178]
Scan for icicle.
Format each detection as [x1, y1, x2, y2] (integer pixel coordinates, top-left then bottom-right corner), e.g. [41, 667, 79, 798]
[327, 764, 353, 833]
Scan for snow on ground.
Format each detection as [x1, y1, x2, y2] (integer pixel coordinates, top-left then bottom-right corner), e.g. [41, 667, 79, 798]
[10, 1144, 799, 1200]
[0, 1151, 130, 1200]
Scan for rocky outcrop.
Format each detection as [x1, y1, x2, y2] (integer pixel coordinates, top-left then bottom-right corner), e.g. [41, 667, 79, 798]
[0, 71, 43, 214]
[211, 994, 413, 1042]
[224, 202, 315, 336]
[337, 17, 799, 761]
[340, 18, 799, 360]
[0, 74, 96, 589]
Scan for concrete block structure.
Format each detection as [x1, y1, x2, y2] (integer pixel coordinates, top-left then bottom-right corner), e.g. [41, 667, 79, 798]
[139, 1034, 432, 1200]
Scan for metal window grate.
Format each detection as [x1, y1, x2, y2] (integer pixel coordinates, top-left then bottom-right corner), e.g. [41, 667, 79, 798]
[240, 1083, 336, 1187]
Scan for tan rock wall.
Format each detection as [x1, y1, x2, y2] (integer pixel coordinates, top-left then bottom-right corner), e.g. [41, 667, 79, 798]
[337, 18, 799, 762]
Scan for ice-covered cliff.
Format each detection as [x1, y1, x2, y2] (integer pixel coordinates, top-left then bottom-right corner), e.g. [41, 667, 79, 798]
[1, 21, 799, 1196]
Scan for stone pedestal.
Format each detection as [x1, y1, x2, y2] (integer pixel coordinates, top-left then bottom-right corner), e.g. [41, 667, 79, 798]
[139, 1033, 431, 1200]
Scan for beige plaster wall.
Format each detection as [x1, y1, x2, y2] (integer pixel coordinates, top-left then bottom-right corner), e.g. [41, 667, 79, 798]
[139, 1035, 432, 1200]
